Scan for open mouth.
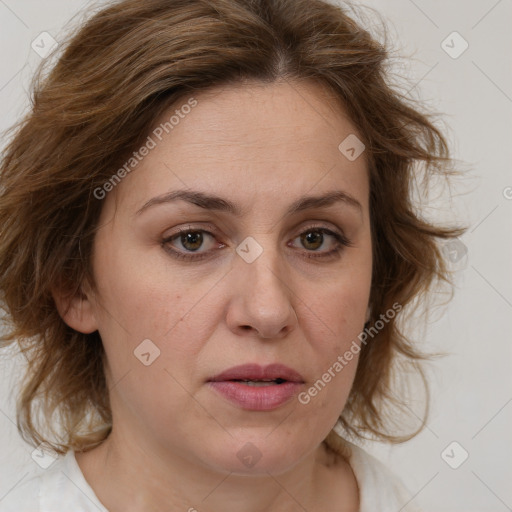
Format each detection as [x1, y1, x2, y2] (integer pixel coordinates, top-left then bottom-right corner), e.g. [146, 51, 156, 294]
[208, 363, 304, 384]
[207, 364, 304, 410]
[228, 378, 287, 386]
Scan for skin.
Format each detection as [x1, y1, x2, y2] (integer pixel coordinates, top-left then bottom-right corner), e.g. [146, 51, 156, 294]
[53, 79, 372, 512]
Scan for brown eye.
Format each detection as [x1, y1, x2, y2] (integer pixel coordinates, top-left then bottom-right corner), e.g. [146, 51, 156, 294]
[179, 231, 204, 251]
[162, 228, 224, 262]
[289, 226, 352, 261]
[300, 230, 324, 250]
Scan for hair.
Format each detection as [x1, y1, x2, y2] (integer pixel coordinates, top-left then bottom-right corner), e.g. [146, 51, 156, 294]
[0, 0, 465, 456]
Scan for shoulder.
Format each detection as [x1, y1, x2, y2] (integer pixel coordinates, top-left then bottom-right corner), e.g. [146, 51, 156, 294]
[0, 472, 42, 512]
[0, 450, 108, 512]
[345, 441, 423, 512]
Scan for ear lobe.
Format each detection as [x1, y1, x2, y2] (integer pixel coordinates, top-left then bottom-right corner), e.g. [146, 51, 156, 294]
[365, 305, 371, 324]
[51, 281, 98, 334]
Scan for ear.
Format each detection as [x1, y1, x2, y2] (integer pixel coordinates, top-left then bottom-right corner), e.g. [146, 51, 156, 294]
[365, 305, 371, 324]
[51, 279, 98, 334]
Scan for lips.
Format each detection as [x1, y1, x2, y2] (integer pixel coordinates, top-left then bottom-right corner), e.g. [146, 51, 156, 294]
[208, 363, 304, 384]
[207, 364, 305, 411]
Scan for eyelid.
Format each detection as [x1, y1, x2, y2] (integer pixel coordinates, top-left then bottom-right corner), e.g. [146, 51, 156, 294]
[162, 225, 222, 248]
[162, 221, 348, 244]
[292, 221, 346, 239]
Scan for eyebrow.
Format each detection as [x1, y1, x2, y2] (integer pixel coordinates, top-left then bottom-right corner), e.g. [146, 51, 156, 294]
[135, 189, 362, 217]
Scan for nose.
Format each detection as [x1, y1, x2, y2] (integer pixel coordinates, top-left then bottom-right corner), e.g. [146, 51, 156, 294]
[225, 244, 298, 340]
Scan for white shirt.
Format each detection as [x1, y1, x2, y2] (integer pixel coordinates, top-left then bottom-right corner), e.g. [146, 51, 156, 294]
[0, 441, 422, 511]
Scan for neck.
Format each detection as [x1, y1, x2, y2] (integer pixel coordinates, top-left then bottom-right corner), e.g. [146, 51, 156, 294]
[75, 427, 356, 512]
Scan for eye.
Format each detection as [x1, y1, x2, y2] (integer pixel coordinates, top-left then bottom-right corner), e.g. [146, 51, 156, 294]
[162, 224, 352, 262]
[289, 226, 352, 260]
[162, 227, 224, 261]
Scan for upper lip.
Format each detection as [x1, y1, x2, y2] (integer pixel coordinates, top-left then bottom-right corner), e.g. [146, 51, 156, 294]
[208, 363, 305, 383]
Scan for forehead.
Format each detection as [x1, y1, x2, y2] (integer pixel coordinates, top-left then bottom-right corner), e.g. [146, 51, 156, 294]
[111, 79, 369, 216]
[163, 79, 363, 162]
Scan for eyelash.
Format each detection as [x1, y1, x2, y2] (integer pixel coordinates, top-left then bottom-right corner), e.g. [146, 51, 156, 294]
[161, 224, 353, 262]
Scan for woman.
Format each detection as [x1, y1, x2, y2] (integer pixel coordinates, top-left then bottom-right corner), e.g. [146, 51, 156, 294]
[0, 0, 464, 510]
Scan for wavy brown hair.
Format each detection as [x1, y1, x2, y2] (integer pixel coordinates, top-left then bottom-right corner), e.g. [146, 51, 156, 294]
[0, 0, 465, 456]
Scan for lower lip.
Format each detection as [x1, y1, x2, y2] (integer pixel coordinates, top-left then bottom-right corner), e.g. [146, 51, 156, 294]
[207, 381, 303, 410]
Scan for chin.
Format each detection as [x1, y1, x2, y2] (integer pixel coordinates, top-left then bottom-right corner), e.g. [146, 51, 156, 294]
[195, 430, 318, 476]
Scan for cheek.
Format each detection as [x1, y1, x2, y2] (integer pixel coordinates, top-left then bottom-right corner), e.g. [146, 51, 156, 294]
[299, 274, 371, 348]
[292, 267, 370, 409]
[93, 277, 215, 425]
[92, 230, 215, 338]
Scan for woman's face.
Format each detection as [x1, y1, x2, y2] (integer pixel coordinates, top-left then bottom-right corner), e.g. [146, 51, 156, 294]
[83, 80, 372, 475]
